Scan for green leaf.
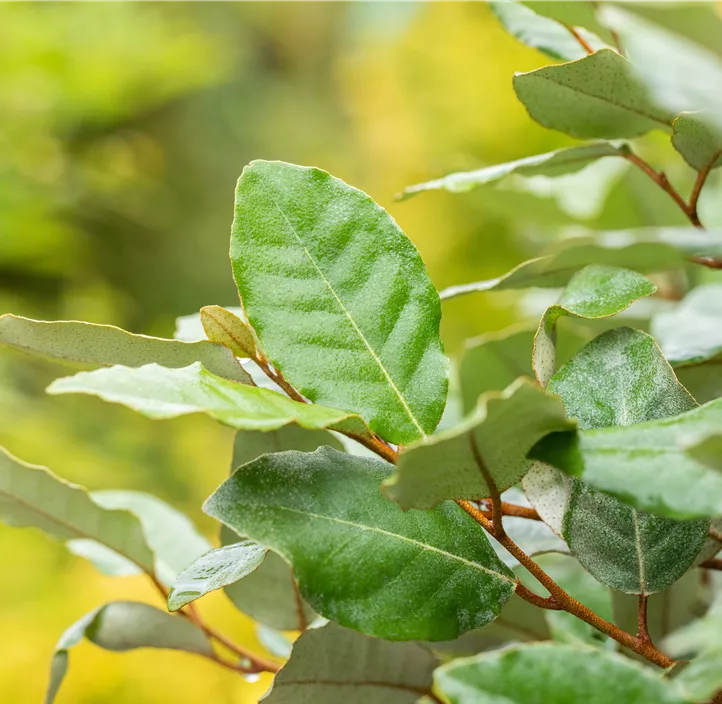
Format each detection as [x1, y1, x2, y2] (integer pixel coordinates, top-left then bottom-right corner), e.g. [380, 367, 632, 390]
[521, 1, 614, 43]
[672, 113, 722, 172]
[0, 447, 155, 575]
[435, 642, 687, 704]
[167, 541, 267, 611]
[200, 305, 258, 359]
[383, 378, 574, 510]
[47, 362, 375, 440]
[440, 228, 722, 299]
[600, 6, 722, 130]
[491, 2, 609, 62]
[533, 265, 656, 386]
[262, 621, 438, 704]
[0, 314, 251, 384]
[174, 307, 244, 342]
[492, 516, 568, 570]
[400, 143, 625, 200]
[665, 594, 722, 702]
[513, 49, 675, 140]
[204, 447, 516, 641]
[230, 160, 448, 445]
[530, 328, 709, 594]
[45, 602, 213, 704]
[256, 624, 293, 659]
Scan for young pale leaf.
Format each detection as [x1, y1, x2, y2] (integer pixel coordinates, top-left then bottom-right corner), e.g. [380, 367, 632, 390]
[533, 265, 655, 386]
[513, 49, 675, 140]
[256, 624, 293, 660]
[174, 307, 244, 342]
[230, 160, 448, 445]
[0, 447, 155, 575]
[672, 113, 722, 172]
[48, 362, 374, 440]
[440, 227, 722, 299]
[490, 2, 609, 62]
[435, 643, 687, 704]
[0, 314, 250, 384]
[492, 517, 568, 570]
[200, 305, 257, 359]
[45, 602, 213, 704]
[383, 378, 574, 510]
[167, 541, 267, 611]
[533, 399, 722, 520]
[400, 143, 625, 200]
[204, 447, 516, 642]
[262, 621, 438, 704]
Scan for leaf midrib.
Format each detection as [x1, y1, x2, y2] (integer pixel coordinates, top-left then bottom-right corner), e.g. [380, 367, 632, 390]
[263, 183, 427, 438]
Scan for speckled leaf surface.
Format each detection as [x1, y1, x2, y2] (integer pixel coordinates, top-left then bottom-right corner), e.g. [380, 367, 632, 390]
[672, 113, 722, 172]
[204, 447, 516, 641]
[532, 328, 709, 594]
[200, 305, 258, 359]
[435, 643, 687, 704]
[45, 602, 213, 704]
[0, 314, 251, 384]
[262, 621, 438, 704]
[533, 265, 655, 386]
[400, 143, 624, 200]
[383, 378, 574, 510]
[230, 160, 448, 445]
[48, 362, 375, 439]
[513, 49, 675, 140]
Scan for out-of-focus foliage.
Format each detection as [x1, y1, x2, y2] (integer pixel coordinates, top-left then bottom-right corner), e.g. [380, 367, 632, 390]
[1, 2, 721, 702]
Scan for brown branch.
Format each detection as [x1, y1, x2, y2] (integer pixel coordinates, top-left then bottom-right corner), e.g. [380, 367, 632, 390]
[689, 154, 720, 225]
[479, 501, 541, 522]
[468, 432, 505, 539]
[561, 23, 595, 55]
[702, 558, 722, 571]
[456, 499, 675, 669]
[637, 594, 651, 644]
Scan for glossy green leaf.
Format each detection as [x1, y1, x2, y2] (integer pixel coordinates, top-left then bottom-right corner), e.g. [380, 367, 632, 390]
[600, 6, 722, 130]
[529, 328, 709, 594]
[400, 143, 625, 200]
[230, 160, 448, 445]
[0, 447, 155, 575]
[533, 265, 655, 386]
[665, 594, 722, 702]
[200, 305, 258, 359]
[47, 362, 374, 440]
[0, 314, 251, 384]
[672, 113, 722, 172]
[383, 378, 574, 510]
[45, 602, 213, 704]
[262, 621, 438, 704]
[491, 2, 609, 62]
[167, 541, 267, 611]
[435, 643, 687, 704]
[204, 447, 516, 641]
[513, 49, 675, 140]
[440, 228, 722, 299]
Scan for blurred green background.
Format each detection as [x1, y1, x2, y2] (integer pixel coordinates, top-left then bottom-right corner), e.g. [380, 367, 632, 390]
[1, 3, 720, 702]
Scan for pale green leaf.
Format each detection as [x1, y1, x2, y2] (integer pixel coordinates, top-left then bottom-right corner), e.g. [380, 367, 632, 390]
[440, 228, 722, 299]
[435, 643, 687, 704]
[47, 362, 374, 440]
[520, 1, 614, 43]
[0, 447, 155, 575]
[167, 541, 267, 612]
[383, 378, 574, 510]
[230, 160, 448, 445]
[672, 113, 722, 172]
[262, 621, 437, 704]
[200, 305, 257, 359]
[400, 143, 625, 200]
[256, 624, 293, 660]
[0, 314, 251, 384]
[491, 2, 609, 62]
[491, 516, 568, 570]
[45, 602, 213, 704]
[533, 265, 655, 386]
[204, 447, 516, 642]
[513, 49, 675, 140]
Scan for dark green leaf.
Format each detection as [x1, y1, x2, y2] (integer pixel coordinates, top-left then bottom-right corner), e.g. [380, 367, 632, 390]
[0, 314, 251, 384]
[513, 49, 675, 140]
[672, 113, 722, 172]
[400, 143, 625, 200]
[262, 621, 438, 704]
[435, 643, 687, 704]
[200, 305, 258, 358]
[231, 160, 448, 445]
[204, 447, 516, 641]
[383, 378, 574, 510]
